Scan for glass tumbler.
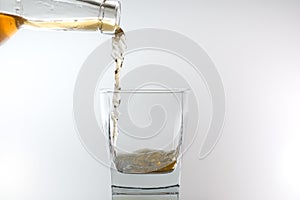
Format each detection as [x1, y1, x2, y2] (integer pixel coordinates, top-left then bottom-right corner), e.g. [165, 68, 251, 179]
[99, 88, 189, 200]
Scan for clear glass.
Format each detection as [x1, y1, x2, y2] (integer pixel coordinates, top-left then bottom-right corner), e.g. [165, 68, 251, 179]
[99, 88, 189, 200]
[0, 0, 121, 44]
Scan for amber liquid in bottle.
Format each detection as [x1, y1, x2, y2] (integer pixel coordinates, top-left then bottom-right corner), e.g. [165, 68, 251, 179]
[0, 13, 24, 43]
[0, 12, 118, 44]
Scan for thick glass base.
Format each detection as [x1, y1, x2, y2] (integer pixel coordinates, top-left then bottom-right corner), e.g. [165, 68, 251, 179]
[111, 163, 181, 187]
[111, 163, 181, 200]
[112, 185, 179, 200]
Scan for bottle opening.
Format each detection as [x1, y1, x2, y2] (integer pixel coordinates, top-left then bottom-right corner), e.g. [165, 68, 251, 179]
[99, 0, 121, 34]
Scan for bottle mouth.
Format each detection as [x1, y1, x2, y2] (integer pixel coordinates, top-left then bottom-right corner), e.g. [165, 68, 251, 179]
[99, 0, 121, 34]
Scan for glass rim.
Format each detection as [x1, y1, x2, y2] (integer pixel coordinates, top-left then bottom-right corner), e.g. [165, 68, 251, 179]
[99, 88, 190, 94]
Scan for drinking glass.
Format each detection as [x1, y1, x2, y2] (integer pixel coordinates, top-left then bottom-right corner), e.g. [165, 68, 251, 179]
[99, 88, 189, 200]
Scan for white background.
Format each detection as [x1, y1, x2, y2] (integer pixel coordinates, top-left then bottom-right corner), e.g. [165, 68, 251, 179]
[1, 0, 300, 199]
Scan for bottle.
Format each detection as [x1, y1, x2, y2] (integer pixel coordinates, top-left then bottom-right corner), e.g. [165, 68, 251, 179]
[0, 0, 121, 44]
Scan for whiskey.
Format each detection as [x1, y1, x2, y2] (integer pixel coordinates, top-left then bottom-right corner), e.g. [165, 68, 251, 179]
[111, 26, 126, 146]
[0, 12, 118, 44]
[0, 13, 24, 44]
[114, 149, 179, 174]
